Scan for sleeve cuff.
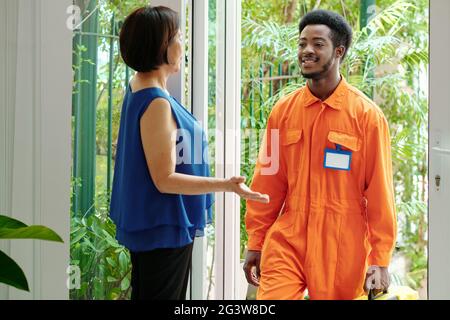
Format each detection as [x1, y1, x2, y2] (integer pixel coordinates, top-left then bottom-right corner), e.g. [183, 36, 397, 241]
[247, 234, 266, 251]
[368, 250, 393, 267]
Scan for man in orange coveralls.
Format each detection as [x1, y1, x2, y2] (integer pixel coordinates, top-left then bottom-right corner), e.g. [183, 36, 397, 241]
[243, 9, 397, 300]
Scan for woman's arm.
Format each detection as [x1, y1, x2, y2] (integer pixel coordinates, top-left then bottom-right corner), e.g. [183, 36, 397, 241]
[140, 98, 269, 203]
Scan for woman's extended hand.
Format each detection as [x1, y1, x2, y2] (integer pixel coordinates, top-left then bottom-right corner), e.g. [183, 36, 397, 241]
[227, 176, 270, 203]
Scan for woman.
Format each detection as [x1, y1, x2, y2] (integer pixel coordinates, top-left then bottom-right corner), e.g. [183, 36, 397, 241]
[110, 5, 269, 300]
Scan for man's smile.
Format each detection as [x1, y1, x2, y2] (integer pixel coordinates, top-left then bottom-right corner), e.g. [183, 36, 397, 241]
[301, 56, 319, 68]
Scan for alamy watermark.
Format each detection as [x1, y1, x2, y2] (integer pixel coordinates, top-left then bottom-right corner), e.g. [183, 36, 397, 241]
[171, 126, 281, 176]
[66, 265, 81, 290]
[66, 5, 82, 31]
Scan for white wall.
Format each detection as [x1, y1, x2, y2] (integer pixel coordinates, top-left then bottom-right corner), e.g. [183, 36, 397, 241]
[0, 0, 72, 300]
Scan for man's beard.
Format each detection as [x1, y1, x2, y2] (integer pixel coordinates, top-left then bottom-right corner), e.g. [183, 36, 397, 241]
[301, 55, 334, 80]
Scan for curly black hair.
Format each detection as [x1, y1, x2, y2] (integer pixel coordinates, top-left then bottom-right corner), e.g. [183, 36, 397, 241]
[299, 9, 353, 61]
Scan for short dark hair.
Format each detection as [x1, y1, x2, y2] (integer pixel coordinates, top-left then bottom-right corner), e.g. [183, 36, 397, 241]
[119, 6, 179, 72]
[299, 10, 353, 61]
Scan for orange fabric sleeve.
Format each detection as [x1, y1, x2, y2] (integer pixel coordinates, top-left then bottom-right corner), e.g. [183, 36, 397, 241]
[364, 110, 397, 266]
[245, 106, 288, 250]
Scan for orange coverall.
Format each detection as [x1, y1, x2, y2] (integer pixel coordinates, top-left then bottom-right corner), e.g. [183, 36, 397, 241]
[245, 77, 397, 300]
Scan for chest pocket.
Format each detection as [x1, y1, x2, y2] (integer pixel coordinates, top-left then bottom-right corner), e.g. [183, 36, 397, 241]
[281, 129, 303, 174]
[327, 130, 361, 152]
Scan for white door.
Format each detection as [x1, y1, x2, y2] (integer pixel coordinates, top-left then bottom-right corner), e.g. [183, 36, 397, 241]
[429, 0, 450, 300]
[152, 0, 242, 300]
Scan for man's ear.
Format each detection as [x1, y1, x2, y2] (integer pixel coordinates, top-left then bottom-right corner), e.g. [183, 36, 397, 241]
[336, 45, 345, 60]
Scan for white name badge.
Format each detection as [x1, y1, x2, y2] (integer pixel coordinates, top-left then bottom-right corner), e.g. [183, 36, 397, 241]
[323, 146, 352, 171]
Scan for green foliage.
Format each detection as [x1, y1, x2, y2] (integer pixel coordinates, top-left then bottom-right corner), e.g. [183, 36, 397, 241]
[70, 191, 131, 300]
[0, 215, 64, 292]
[72, 44, 95, 94]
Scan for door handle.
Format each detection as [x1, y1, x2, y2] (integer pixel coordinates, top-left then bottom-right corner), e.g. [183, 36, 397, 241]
[435, 174, 441, 191]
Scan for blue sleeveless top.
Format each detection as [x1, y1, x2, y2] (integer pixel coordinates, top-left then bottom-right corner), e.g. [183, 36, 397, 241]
[109, 86, 214, 252]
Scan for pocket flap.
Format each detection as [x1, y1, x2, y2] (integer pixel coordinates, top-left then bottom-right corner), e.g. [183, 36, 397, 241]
[281, 129, 303, 146]
[328, 130, 361, 152]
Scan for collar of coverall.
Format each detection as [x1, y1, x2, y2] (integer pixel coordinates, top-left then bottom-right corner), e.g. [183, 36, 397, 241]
[302, 74, 348, 110]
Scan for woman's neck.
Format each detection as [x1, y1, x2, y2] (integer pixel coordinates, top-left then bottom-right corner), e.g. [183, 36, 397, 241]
[133, 67, 170, 93]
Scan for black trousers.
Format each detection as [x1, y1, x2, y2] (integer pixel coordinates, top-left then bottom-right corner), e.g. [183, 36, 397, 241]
[129, 242, 193, 300]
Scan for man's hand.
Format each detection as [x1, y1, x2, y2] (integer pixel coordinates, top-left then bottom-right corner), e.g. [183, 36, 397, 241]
[364, 266, 390, 297]
[243, 250, 262, 286]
